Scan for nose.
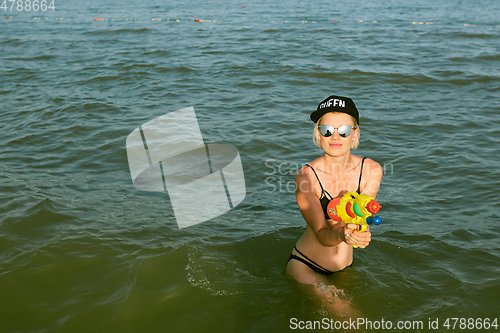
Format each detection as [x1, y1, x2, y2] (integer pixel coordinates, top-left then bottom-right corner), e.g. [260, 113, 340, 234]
[330, 128, 342, 139]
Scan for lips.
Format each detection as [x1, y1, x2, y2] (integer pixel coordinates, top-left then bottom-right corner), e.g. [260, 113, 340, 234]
[329, 143, 342, 148]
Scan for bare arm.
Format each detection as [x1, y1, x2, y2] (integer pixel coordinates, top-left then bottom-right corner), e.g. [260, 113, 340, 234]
[346, 158, 384, 248]
[295, 168, 347, 247]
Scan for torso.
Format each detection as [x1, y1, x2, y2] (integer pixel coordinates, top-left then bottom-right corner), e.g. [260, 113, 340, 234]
[294, 226, 353, 272]
[294, 154, 366, 272]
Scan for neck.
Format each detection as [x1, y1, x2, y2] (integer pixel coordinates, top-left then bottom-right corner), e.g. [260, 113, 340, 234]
[319, 152, 353, 174]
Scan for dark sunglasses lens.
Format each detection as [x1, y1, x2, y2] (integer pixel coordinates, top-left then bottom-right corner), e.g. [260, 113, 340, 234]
[338, 126, 352, 138]
[319, 125, 333, 137]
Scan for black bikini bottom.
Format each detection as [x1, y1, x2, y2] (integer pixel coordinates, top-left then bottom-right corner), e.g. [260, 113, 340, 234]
[287, 246, 350, 275]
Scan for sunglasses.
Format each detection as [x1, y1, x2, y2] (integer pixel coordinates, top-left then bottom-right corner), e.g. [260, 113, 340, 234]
[318, 125, 355, 138]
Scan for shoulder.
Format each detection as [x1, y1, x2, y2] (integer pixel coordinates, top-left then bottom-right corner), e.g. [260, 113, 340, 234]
[359, 157, 383, 197]
[295, 157, 322, 180]
[350, 155, 382, 175]
[295, 163, 314, 183]
[295, 162, 320, 195]
[362, 157, 383, 176]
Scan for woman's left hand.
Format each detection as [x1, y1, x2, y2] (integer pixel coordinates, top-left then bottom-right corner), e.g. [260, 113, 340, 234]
[345, 224, 372, 248]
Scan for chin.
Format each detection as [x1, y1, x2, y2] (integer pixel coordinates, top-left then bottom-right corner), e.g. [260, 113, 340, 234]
[327, 145, 349, 152]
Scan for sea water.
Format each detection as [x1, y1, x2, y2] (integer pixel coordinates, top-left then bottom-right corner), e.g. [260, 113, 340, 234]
[1, 0, 499, 332]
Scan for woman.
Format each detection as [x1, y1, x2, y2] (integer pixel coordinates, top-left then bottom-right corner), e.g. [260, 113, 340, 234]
[286, 95, 383, 291]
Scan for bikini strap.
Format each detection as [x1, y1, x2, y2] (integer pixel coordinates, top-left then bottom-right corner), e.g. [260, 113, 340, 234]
[294, 246, 334, 274]
[304, 164, 332, 199]
[356, 157, 367, 194]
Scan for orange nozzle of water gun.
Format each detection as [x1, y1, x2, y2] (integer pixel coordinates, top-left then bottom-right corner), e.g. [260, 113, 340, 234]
[366, 200, 381, 214]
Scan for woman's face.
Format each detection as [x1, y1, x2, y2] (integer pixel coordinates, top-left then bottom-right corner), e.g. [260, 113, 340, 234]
[318, 112, 358, 156]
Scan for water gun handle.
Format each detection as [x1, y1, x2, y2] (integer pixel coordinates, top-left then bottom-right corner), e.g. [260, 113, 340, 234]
[350, 224, 367, 249]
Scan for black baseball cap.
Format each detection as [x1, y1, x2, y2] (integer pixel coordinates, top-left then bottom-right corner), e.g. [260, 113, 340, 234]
[310, 95, 360, 125]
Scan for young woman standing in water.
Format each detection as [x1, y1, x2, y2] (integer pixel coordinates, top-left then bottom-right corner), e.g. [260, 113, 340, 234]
[286, 95, 383, 314]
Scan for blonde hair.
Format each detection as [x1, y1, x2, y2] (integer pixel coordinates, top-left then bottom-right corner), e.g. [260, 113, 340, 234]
[312, 113, 360, 149]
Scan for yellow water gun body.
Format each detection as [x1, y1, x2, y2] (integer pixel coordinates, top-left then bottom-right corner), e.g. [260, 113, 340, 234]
[326, 191, 382, 247]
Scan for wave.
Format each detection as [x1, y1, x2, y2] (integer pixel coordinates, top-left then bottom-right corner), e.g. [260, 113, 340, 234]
[288, 69, 438, 85]
[141, 50, 170, 57]
[475, 54, 500, 61]
[5, 55, 57, 61]
[454, 32, 497, 39]
[83, 28, 151, 35]
[157, 66, 195, 73]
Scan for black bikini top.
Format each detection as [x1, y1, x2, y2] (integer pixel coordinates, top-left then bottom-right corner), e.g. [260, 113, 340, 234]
[305, 157, 366, 220]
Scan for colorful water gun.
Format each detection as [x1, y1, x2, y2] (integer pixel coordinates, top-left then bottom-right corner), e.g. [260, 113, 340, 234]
[326, 191, 382, 247]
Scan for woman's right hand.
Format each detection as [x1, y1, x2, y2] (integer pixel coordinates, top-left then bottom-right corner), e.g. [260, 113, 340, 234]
[341, 224, 356, 244]
[343, 224, 372, 248]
